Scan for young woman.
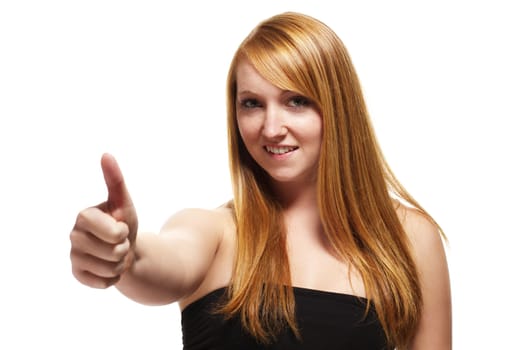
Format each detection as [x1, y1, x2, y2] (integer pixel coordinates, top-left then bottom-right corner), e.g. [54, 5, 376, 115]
[70, 12, 451, 349]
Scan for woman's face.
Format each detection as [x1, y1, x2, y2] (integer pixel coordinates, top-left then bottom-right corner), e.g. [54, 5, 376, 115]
[235, 59, 323, 186]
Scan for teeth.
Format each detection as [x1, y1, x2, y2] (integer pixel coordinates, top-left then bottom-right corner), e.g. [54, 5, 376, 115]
[265, 146, 297, 154]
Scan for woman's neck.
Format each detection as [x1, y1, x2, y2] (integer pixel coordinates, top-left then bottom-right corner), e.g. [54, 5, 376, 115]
[271, 179, 323, 235]
[271, 178, 317, 209]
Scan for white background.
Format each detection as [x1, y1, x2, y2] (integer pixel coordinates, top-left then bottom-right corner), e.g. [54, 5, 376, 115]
[1, 1, 523, 348]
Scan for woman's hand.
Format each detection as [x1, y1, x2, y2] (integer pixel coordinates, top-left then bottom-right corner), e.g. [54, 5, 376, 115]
[70, 153, 138, 289]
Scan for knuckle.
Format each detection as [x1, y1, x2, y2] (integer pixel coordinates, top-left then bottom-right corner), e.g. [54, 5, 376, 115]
[107, 260, 125, 277]
[69, 229, 83, 246]
[100, 276, 120, 289]
[112, 239, 130, 260]
[74, 269, 117, 289]
[69, 234, 91, 258]
[72, 269, 94, 287]
[109, 222, 129, 243]
[69, 229, 77, 244]
[108, 227, 124, 242]
[69, 249, 82, 266]
[75, 208, 92, 228]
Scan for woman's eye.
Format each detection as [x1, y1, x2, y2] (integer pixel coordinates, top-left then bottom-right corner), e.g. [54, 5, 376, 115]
[288, 96, 310, 107]
[240, 98, 261, 109]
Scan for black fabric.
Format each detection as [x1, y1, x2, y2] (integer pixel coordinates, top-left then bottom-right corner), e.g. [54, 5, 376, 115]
[181, 287, 392, 349]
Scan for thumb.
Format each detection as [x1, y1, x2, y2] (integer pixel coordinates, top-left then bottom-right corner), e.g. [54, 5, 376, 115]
[100, 153, 134, 215]
[100, 152, 138, 251]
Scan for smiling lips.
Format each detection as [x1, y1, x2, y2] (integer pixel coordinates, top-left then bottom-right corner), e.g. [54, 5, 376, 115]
[264, 145, 299, 155]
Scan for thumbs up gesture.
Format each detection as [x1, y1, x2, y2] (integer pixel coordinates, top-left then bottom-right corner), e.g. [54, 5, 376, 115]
[70, 153, 139, 288]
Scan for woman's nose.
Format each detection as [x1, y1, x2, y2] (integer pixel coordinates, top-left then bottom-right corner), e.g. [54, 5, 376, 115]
[262, 106, 286, 139]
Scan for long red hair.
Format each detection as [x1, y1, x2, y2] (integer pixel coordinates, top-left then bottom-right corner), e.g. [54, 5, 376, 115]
[221, 12, 442, 349]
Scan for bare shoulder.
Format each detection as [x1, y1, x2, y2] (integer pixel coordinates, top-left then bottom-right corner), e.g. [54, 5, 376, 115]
[160, 202, 235, 238]
[394, 201, 445, 252]
[394, 201, 449, 288]
[394, 200, 452, 349]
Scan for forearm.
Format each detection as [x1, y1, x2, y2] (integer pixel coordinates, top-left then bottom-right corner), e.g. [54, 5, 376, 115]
[115, 233, 189, 306]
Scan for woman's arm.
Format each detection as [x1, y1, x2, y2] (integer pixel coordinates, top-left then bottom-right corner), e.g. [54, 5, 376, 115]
[401, 207, 452, 349]
[115, 207, 226, 305]
[70, 153, 225, 306]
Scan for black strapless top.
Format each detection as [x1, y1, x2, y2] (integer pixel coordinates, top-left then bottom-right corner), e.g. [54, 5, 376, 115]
[181, 287, 392, 349]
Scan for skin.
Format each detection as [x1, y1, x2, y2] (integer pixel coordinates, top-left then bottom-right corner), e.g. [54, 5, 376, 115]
[70, 60, 451, 349]
[236, 60, 323, 188]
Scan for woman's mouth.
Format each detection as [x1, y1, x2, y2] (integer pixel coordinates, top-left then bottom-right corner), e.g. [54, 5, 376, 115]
[264, 145, 299, 155]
